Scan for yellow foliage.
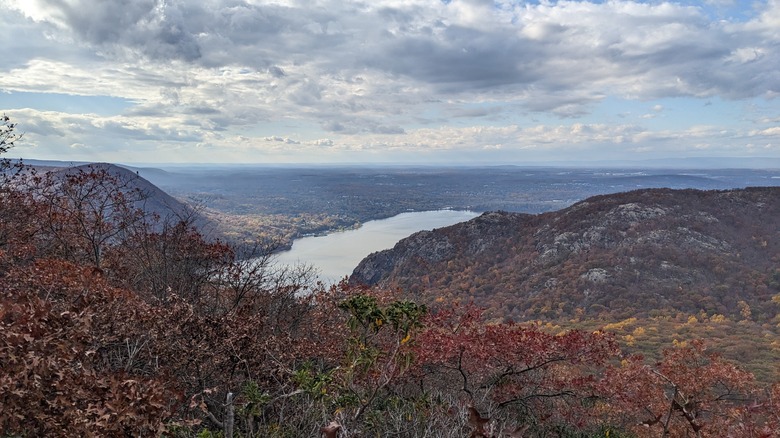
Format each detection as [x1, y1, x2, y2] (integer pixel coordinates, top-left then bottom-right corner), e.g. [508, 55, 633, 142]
[738, 300, 752, 320]
[603, 317, 637, 332]
[622, 334, 636, 346]
[710, 314, 727, 323]
[632, 327, 646, 337]
[687, 315, 698, 325]
[672, 339, 688, 348]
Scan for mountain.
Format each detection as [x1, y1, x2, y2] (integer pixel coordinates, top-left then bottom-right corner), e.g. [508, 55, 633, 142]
[45, 162, 213, 233]
[351, 187, 780, 322]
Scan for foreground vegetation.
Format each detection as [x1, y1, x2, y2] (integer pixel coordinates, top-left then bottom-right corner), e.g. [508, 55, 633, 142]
[3, 118, 780, 437]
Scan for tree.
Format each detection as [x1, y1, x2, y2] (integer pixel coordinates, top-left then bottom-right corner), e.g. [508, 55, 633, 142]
[0, 258, 179, 436]
[111, 216, 232, 303]
[0, 115, 37, 268]
[0, 113, 20, 161]
[412, 305, 620, 436]
[334, 293, 427, 423]
[602, 340, 760, 437]
[30, 165, 150, 269]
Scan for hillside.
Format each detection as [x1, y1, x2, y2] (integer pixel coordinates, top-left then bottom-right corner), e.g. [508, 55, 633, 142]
[5, 153, 780, 435]
[36, 162, 213, 234]
[351, 187, 780, 322]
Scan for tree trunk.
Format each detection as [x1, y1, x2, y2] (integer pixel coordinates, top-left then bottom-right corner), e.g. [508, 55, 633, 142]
[224, 392, 234, 438]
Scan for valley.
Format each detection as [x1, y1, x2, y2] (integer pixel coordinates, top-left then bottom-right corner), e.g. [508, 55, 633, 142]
[137, 164, 780, 250]
[127, 162, 780, 382]
[5, 156, 780, 435]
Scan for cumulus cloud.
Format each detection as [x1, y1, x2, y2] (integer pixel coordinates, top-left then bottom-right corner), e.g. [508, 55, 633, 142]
[10, 0, 778, 103]
[2, 0, 779, 162]
[312, 139, 335, 147]
[264, 136, 301, 145]
[751, 127, 780, 137]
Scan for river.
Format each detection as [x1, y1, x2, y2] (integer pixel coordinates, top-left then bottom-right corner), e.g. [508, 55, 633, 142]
[273, 210, 480, 283]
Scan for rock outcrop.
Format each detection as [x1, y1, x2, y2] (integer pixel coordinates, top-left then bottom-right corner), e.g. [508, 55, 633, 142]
[351, 187, 780, 320]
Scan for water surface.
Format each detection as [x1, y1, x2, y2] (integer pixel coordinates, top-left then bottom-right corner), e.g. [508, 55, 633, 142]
[274, 210, 479, 283]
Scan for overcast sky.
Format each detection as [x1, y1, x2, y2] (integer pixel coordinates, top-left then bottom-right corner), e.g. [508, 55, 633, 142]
[1, 0, 778, 164]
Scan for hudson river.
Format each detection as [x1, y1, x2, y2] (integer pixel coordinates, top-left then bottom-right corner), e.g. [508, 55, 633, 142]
[274, 210, 479, 283]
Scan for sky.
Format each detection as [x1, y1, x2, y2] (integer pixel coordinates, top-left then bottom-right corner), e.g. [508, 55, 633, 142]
[1, 0, 779, 165]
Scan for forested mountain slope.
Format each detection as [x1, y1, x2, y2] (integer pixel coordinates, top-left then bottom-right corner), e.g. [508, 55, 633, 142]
[352, 187, 780, 322]
[48, 163, 209, 230]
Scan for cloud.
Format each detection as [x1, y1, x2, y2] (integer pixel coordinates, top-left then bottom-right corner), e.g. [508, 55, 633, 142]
[268, 66, 286, 78]
[312, 139, 335, 147]
[264, 136, 301, 145]
[319, 117, 406, 135]
[751, 127, 780, 137]
[8, 108, 205, 149]
[9, 1, 780, 105]
[10, 0, 200, 60]
[2, 0, 779, 163]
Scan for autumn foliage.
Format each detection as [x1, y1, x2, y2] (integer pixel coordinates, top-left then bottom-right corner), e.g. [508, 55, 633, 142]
[2, 121, 780, 436]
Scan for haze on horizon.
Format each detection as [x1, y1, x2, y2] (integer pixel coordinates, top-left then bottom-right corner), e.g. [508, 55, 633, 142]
[1, 0, 778, 165]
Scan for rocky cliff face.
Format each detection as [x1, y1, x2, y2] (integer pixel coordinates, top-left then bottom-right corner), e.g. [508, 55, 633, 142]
[350, 187, 780, 320]
[351, 211, 529, 284]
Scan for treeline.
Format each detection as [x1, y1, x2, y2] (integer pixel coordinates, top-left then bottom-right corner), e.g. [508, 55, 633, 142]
[2, 118, 780, 437]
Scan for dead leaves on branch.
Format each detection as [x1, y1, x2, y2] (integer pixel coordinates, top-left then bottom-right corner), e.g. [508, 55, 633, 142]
[0, 260, 178, 436]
